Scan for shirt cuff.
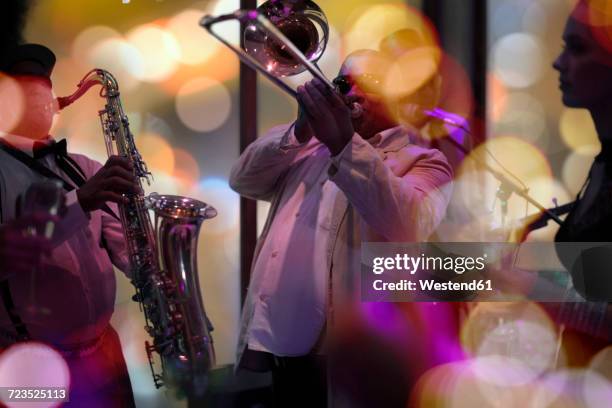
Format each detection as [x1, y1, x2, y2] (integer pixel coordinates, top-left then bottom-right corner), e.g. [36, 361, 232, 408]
[65, 189, 90, 224]
[279, 123, 310, 152]
[328, 133, 368, 177]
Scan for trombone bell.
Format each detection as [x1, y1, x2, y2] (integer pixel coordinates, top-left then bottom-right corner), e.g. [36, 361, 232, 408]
[243, 0, 328, 77]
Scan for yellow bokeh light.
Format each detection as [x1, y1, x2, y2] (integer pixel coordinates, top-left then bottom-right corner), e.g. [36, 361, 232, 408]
[384, 46, 442, 99]
[562, 148, 597, 196]
[167, 9, 221, 66]
[64, 111, 109, 163]
[72, 25, 121, 62]
[457, 136, 552, 224]
[559, 108, 600, 153]
[88, 38, 143, 92]
[143, 171, 180, 197]
[173, 148, 201, 189]
[137, 132, 175, 176]
[519, 178, 570, 243]
[342, 4, 436, 58]
[160, 46, 239, 95]
[0, 74, 25, 136]
[175, 77, 232, 132]
[126, 24, 181, 82]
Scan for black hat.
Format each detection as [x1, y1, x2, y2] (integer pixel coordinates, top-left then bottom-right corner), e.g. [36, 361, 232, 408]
[1, 43, 56, 80]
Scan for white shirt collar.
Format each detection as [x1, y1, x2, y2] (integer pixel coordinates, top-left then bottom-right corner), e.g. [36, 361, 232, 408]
[0, 133, 54, 156]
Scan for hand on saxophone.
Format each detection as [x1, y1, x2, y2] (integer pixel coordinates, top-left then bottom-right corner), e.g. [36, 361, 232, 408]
[77, 155, 142, 213]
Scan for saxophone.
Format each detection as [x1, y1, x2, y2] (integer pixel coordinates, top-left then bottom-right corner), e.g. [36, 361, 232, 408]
[58, 69, 217, 395]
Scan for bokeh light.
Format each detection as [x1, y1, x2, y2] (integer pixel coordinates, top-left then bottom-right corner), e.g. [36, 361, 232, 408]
[493, 92, 548, 146]
[562, 148, 598, 196]
[88, 38, 143, 92]
[167, 9, 221, 66]
[559, 108, 600, 153]
[0, 342, 70, 408]
[582, 370, 612, 408]
[457, 136, 552, 222]
[190, 177, 239, 234]
[342, 4, 437, 58]
[71, 25, 122, 62]
[519, 178, 570, 242]
[172, 148, 201, 190]
[175, 77, 232, 132]
[126, 24, 181, 82]
[492, 33, 546, 89]
[137, 132, 176, 175]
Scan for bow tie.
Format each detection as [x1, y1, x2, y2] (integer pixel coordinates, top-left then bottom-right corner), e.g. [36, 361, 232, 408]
[33, 139, 67, 159]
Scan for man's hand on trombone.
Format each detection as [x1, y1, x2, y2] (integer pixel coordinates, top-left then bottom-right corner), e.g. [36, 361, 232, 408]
[296, 78, 354, 156]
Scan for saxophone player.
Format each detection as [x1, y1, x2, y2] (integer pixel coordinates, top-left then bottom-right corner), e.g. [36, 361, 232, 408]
[0, 44, 140, 407]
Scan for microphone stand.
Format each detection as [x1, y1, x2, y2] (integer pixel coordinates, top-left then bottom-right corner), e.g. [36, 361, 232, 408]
[424, 109, 563, 227]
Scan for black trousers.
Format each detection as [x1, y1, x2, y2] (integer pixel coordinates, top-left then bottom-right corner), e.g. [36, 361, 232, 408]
[270, 354, 328, 408]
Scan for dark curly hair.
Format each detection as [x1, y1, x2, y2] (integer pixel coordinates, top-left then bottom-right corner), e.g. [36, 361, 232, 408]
[0, 0, 31, 66]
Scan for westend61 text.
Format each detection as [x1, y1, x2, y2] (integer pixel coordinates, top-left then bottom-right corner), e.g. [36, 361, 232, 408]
[373, 279, 493, 292]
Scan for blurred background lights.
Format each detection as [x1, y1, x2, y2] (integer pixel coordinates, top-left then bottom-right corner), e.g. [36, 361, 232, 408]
[175, 77, 231, 132]
[137, 132, 176, 175]
[72, 25, 122, 62]
[168, 9, 221, 66]
[172, 148, 201, 190]
[210, 0, 242, 45]
[459, 136, 552, 222]
[476, 320, 558, 381]
[559, 108, 600, 153]
[493, 92, 548, 146]
[562, 148, 598, 196]
[0, 342, 70, 408]
[126, 24, 181, 82]
[190, 177, 239, 234]
[343, 4, 436, 58]
[582, 370, 612, 408]
[488, 73, 508, 122]
[88, 38, 143, 92]
[492, 32, 546, 89]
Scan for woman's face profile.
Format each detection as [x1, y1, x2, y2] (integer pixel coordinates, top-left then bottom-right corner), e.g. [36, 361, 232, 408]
[553, 14, 612, 110]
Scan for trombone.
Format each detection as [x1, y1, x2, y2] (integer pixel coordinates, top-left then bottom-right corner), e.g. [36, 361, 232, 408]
[200, 0, 363, 117]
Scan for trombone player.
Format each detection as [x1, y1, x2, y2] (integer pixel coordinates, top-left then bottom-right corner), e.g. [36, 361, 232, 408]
[229, 48, 453, 406]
